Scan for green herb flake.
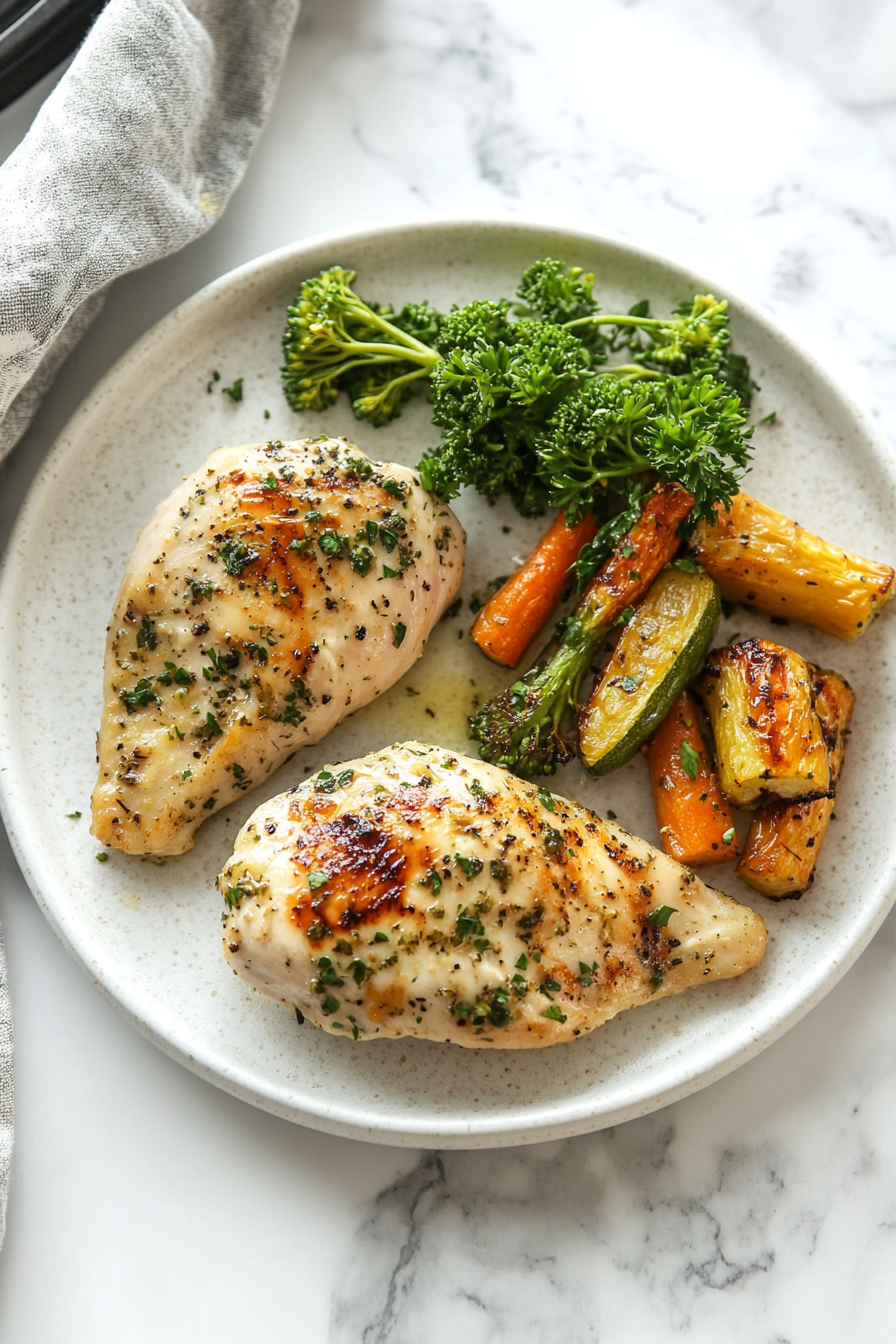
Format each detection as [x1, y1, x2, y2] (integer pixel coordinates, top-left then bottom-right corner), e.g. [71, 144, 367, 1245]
[614, 606, 635, 628]
[646, 905, 678, 927]
[119, 678, 160, 711]
[321, 996, 340, 1016]
[393, 622, 407, 648]
[515, 953, 528, 970]
[542, 1004, 567, 1023]
[674, 556, 700, 573]
[374, 931, 389, 943]
[221, 376, 243, 403]
[454, 853, 483, 881]
[219, 537, 259, 576]
[606, 810, 617, 820]
[96, 852, 109, 863]
[537, 787, 557, 812]
[722, 827, 736, 844]
[679, 741, 701, 780]
[66, 811, 82, 819]
[308, 869, 328, 890]
[315, 768, 354, 793]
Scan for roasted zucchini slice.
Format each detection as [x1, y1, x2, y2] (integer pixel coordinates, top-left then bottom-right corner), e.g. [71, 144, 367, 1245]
[695, 639, 830, 809]
[737, 668, 854, 897]
[579, 567, 720, 776]
[692, 492, 894, 641]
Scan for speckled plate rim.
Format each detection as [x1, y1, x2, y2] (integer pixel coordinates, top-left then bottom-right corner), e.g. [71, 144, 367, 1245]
[2, 217, 895, 1149]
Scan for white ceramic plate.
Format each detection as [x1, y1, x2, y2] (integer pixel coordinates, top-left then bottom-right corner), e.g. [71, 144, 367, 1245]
[2, 220, 895, 1148]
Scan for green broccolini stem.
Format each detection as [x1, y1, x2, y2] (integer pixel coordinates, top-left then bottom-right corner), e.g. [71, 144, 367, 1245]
[329, 297, 439, 359]
[469, 596, 609, 776]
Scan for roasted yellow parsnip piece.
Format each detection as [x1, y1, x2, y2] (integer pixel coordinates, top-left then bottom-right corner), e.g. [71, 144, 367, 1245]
[737, 668, 854, 897]
[692, 492, 894, 641]
[696, 639, 830, 810]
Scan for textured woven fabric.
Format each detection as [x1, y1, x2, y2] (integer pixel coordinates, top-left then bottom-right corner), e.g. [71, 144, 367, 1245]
[0, 0, 300, 458]
[0, 0, 300, 1247]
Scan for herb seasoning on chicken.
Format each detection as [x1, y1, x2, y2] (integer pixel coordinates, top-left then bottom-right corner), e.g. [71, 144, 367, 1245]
[219, 743, 766, 1046]
[91, 439, 463, 856]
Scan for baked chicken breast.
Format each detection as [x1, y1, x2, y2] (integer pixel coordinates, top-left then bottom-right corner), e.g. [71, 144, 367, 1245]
[219, 743, 766, 1047]
[92, 439, 463, 856]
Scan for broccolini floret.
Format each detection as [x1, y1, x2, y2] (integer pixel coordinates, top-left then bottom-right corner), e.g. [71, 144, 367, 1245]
[281, 259, 755, 522]
[281, 266, 442, 426]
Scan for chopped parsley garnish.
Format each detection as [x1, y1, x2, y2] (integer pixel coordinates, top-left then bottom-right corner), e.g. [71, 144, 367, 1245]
[223, 885, 243, 908]
[542, 1004, 567, 1022]
[515, 953, 528, 970]
[349, 544, 374, 576]
[262, 473, 277, 490]
[307, 920, 327, 940]
[393, 622, 407, 648]
[614, 606, 635, 627]
[679, 741, 701, 780]
[454, 853, 483, 881]
[308, 870, 328, 890]
[374, 931, 389, 943]
[722, 827, 736, 844]
[318, 530, 347, 557]
[346, 457, 373, 479]
[96, 852, 108, 863]
[490, 858, 510, 891]
[321, 996, 340, 1016]
[119, 678, 159, 711]
[646, 905, 677, 927]
[157, 661, 194, 687]
[196, 711, 223, 740]
[65, 811, 82, 819]
[188, 578, 215, 601]
[314, 768, 354, 793]
[221, 376, 243, 403]
[136, 616, 158, 651]
[382, 478, 407, 501]
[537, 787, 556, 812]
[219, 537, 259, 576]
[578, 961, 597, 988]
[454, 906, 486, 945]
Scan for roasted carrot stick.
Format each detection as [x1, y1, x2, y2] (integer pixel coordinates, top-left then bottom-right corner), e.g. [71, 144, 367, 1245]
[647, 690, 738, 866]
[472, 509, 598, 667]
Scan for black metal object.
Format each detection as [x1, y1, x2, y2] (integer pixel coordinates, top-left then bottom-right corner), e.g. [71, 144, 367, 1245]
[0, 0, 109, 113]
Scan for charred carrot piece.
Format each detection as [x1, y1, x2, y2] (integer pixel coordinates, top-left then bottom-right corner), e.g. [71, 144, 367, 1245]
[647, 690, 738, 866]
[472, 509, 598, 667]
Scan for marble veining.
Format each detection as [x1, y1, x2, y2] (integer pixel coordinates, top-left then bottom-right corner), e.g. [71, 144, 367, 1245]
[296, 0, 896, 1338]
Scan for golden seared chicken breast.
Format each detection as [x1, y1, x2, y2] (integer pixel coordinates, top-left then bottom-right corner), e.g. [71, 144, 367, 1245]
[92, 439, 463, 856]
[219, 743, 766, 1048]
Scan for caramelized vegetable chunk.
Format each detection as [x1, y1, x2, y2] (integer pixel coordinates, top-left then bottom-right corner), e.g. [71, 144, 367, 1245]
[695, 639, 830, 810]
[737, 668, 854, 897]
[693, 492, 893, 641]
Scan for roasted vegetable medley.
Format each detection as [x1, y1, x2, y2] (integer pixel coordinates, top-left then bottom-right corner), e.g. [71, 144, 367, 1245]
[282, 259, 895, 901]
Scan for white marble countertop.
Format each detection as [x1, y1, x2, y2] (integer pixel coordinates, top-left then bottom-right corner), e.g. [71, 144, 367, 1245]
[2, 2, 896, 1339]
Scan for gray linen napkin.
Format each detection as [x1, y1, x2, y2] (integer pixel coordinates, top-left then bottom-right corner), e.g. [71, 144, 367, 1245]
[0, 0, 300, 1247]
